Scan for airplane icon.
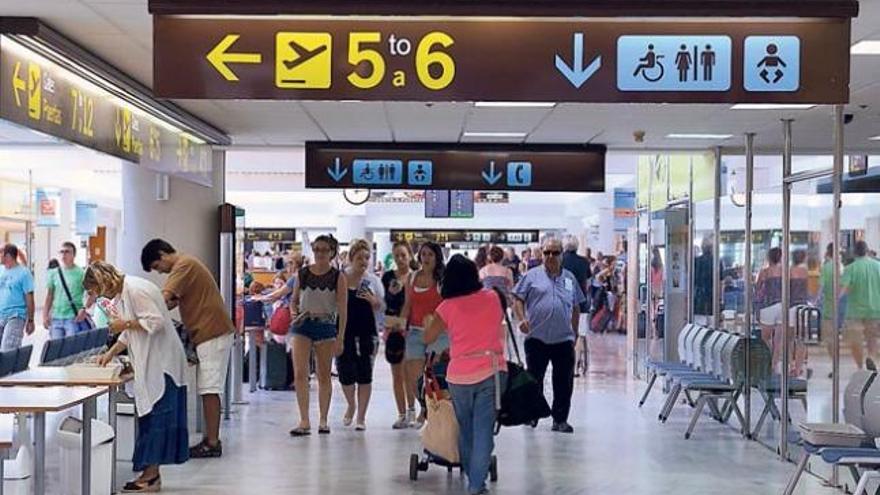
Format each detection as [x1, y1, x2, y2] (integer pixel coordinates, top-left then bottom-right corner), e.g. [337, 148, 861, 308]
[275, 32, 332, 89]
[283, 41, 328, 71]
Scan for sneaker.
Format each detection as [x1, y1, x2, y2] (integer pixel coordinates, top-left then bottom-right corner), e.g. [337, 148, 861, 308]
[551, 422, 574, 434]
[355, 423, 366, 431]
[392, 415, 408, 429]
[412, 411, 426, 429]
[189, 440, 222, 458]
[405, 408, 416, 427]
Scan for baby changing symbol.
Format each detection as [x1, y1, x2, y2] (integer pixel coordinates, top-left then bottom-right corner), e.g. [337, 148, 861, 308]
[744, 36, 800, 92]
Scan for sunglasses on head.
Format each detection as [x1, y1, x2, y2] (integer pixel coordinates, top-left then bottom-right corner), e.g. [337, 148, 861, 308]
[543, 250, 562, 257]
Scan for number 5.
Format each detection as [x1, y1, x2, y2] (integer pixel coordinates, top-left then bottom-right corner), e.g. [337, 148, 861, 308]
[347, 32, 385, 89]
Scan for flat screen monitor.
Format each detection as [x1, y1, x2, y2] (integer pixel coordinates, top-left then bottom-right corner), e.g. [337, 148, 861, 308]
[450, 190, 474, 218]
[425, 190, 450, 218]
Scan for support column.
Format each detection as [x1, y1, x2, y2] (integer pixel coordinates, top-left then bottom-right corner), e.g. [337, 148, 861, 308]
[335, 214, 367, 244]
[374, 231, 393, 271]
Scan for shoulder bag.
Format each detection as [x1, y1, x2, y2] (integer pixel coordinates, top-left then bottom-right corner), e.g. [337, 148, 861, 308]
[492, 288, 551, 432]
[56, 267, 94, 332]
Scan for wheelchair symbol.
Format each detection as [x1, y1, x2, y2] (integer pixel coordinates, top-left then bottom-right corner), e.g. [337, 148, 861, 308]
[632, 44, 665, 83]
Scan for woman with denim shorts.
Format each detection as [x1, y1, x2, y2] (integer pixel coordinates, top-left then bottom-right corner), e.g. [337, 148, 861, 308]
[399, 241, 447, 427]
[289, 235, 348, 436]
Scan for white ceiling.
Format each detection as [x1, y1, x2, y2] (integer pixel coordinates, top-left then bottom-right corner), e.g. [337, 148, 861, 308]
[2, 1, 880, 151]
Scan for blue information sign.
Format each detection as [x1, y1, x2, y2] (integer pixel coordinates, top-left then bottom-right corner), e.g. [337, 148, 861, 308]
[743, 36, 800, 92]
[506, 162, 532, 187]
[352, 159, 403, 186]
[408, 160, 433, 186]
[617, 35, 732, 92]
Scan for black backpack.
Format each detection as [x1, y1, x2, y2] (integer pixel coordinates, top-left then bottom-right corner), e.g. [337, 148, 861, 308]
[492, 288, 551, 431]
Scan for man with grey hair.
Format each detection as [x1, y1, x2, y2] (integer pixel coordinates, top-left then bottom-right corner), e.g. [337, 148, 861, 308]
[513, 237, 586, 433]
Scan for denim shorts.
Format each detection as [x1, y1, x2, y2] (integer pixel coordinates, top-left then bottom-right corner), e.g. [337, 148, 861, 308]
[405, 326, 449, 360]
[291, 319, 338, 342]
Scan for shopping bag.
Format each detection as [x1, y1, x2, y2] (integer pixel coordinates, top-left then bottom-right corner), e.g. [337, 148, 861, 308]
[421, 395, 460, 464]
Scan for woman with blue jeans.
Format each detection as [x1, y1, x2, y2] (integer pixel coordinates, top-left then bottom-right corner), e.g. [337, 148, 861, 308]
[426, 255, 507, 495]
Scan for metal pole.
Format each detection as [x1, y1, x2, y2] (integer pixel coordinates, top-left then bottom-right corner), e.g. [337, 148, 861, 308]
[831, 105, 844, 486]
[109, 385, 118, 493]
[780, 119, 794, 460]
[82, 397, 95, 495]
[744, 132, 756, 438]
[688, 157, 695, 323]
[713, 147, 722, 330]
[26, 170, 34, 272]
[34, 412, 45, 495]
[646, 158, 654, 367]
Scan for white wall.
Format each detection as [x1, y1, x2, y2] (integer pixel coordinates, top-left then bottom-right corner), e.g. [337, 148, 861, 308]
[118, 153, 225, 282]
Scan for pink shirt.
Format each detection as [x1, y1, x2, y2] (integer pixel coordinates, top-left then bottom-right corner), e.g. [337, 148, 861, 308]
[436, 289, 508, 385]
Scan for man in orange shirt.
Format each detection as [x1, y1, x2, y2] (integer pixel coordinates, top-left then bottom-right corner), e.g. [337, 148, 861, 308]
[142, 239, 235, 458]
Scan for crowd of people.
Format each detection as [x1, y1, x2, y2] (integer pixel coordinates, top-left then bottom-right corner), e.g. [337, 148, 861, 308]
[0, 232, 610, 495]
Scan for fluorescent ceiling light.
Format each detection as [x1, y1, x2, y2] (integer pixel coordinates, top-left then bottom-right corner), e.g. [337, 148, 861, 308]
[852, 40, 880, 55]
[869, 135, 880, 141]
[474, 102, 556, 108]
[730, 104, 816, 110]
[666, 133, 733, 140]
[463, 131, 527, 138]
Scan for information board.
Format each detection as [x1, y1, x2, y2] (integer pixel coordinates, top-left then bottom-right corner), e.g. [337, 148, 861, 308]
[0, 36, 213, 185]
[154, 16, 849, 104]
[306, 142, 605, 192]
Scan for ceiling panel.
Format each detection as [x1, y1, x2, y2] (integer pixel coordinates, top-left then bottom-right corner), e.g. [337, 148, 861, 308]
[385, 102, 470, 142]
[178, 101, 327, 145]
[300, 101, 392, 141]
[525, 104, 604, 143]
[465, 107, 553, 134]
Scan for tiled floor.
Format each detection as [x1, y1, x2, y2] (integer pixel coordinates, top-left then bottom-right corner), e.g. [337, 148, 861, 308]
[135, 333, 844, 495]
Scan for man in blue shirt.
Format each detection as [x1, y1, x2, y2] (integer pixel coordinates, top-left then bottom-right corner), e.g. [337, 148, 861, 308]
[0, 244, 35, 351]
[513, 237, 586, 433]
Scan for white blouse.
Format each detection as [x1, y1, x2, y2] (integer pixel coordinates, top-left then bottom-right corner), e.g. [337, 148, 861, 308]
[112, 276, 187, 417]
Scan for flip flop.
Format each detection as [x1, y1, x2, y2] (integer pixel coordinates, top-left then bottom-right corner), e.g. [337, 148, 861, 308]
[289, 427, 311, 437]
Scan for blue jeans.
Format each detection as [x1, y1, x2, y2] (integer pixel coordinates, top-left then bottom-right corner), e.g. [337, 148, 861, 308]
[50, 318, 83, 340]
[448, 373, 507, 494]
[0, 317, 25, 351]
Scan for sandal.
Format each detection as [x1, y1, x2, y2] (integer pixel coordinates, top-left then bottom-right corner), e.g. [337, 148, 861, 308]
[289, 427, 311, 437]
[122, 475, 161, 493]
[318, 425, 331, 435]
[189, 440, 222, 458]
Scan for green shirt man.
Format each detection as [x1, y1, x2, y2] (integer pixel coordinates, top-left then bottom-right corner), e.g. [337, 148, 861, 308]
[842, 254, 880, 321]
[42, 242, 88, 339]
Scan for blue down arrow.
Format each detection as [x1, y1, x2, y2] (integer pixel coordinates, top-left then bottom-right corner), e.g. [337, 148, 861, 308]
[327, 157, 348, 182]
[555, 33, 602, 89]
[481, 161, 502, 185]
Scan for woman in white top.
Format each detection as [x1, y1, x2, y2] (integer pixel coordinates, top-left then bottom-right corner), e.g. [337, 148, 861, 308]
[89, 261, 189, 493]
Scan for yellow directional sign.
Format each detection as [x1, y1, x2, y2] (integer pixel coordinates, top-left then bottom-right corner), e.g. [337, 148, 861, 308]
[206, 34, 262, 82]
[27, 62, 41, 120]
[275, 32, 332, 89]
[11, 61, 25, 107]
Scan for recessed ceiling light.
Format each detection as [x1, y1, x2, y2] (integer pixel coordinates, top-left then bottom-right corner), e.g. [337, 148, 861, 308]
[852, 40, 880, 55]
[666, 133, 733, 140]
[463, 131, 527, 138]
[474, 102, 557, 108]
[730, 104, 816, 110]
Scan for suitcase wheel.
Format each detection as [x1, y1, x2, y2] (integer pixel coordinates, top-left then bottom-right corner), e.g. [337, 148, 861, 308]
[409, 454, 419, 481]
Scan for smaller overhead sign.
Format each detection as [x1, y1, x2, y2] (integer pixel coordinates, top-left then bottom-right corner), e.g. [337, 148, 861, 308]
[306, 142, 606, 192]
[391, 229, 539, 244]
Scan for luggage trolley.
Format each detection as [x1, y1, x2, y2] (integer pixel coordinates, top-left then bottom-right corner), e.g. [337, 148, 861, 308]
[408, 353, 499, 482]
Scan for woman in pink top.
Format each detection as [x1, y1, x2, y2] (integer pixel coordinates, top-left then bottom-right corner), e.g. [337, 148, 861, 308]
[426, 255, 507, 495]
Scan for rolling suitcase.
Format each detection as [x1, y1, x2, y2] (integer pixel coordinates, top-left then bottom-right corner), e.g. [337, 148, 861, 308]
[244, 298, 266, 327]
[260, 339, 293, 390]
